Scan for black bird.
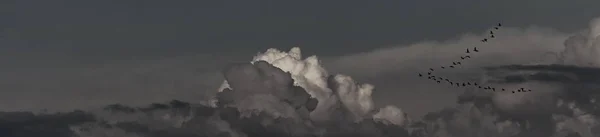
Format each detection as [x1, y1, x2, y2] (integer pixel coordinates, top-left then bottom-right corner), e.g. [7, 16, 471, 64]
[494, 27, 499, 30]
[450, 66, 455, 68]
[501, 88, 505, 91]
[473, 47, 479, 52]
[419, 73, 423, 77]
[491, 35, 495, 38]
[461, 56, 466, 60]
[492, 88, 496, 91]
[498, 23, 502, 27]
[456, 62, 461, 65]
[490, 31, 494, 35]
[465, 55, 471, 58]
[430, 68, 434, 71]
[462, 83, 466, 86]
[528, 89, 532, 92]
[456, 83, 460, 86]
[517, 89, 522, 92]
[437, 81, 441, 83]
[466, 49, 470, 53]
[467, 82, 471, 85]
[512, 91, 515, 93]
[428, 72, 431, 75]
[482, 39, 488, 42]
[441, 66, 445, 69]
[452, 62, 457, 65]
[478, 86, 482, 88]
[474, 83, 478, 86]
[449, 82, 453, 85]
[445, 79, 449, 81]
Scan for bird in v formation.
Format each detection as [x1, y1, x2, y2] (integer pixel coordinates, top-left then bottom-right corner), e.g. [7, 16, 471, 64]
[416, 23, 533, 93]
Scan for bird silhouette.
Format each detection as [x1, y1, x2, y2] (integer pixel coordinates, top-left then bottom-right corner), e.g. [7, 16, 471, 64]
[441, 66, 445, 69]
[456, 62, 461, 65]
[437, 81, 441, 83]
[491, 35, 495, 38]
[465, 55, 471, 58]
[428, 72, 431, 75]
[430, 68, 434, 71]
[490, 31, 494, 35]
[494, 27, 499, 30]
[473, 47, 479, 52]
[512, 91, 515, 93]
[498, 23, 502, 27]
[449, 66, 454, 68]
[528, 89, 532, 92]
[461, 56, 465, 60]
[467, 82, 471, 85]
[501, 88, 505, 91]
[466, 49, 470, 53]
[419, 73, 423, 77]
[482, 39, 488, 42]
[462, 83, 466, 86]
[452, 62, 457, 65]
[474, 83, 478, 86]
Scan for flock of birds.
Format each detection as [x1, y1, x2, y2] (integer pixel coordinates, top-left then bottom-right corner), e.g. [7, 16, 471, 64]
[417, 23, 534, 94]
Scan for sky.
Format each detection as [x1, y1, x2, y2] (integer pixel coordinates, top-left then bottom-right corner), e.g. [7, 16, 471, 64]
[3, 0, 600, 116]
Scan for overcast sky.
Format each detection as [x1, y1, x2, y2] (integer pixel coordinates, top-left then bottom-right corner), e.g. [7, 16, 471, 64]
[3, 0, 600, 116]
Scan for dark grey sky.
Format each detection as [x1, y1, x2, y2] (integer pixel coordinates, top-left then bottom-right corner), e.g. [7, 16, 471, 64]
[3, 0, 600, 115]
[7, 0, 600, 59]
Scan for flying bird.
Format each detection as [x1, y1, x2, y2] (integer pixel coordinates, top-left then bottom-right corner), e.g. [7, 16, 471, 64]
[430, 68, 434, 71]
[449, 66, 454, 68]
[482, 39, 488, 42]
[437, 81, 441, 83]
[419, 73, 423, 77]
[428, 72, 432, 75]
[452, 62, 457, 65]
[494, 27, 499, 30]
[465, 55, 471, 58]
[501, 88, 505, 91]
[461, 56, 465, 60]
[473, 47, 479, 52]
[466, 49, 470, 53]
[490, 31, 494, 35]
[441, 66, 445, 69]
[498, 23, 502, 27]
[491, 35, 495, 38]
[456, 62, 461, 65]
